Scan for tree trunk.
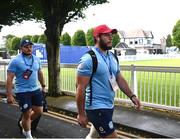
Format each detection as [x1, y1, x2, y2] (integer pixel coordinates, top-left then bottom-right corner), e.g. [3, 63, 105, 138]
[44, 17, 62, 97]
[41, 0, 66, 96]
[46, 36, 61, 97]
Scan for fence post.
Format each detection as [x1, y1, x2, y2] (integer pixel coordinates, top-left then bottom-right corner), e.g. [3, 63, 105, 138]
[131, 64, 137, 95]
[4, 64, 7, 81]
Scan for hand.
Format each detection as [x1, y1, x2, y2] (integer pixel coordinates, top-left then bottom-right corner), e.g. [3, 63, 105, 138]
[77, 114, 88, 128]
[131, 96, 141, 110]
[42, 87, 47, 93]
[7, 95, 15, 104]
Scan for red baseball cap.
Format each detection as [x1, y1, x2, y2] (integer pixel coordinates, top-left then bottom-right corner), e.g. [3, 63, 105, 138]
[93, 24, 117, 37]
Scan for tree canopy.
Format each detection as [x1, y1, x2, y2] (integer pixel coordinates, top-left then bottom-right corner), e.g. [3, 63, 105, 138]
[86, 28, 94, 46]
[112, 33, 120, 48]
[72, 30, 86, 46]
[60, 32, 71, 46]
[172, 19, 180, 48]
[0, 0, 42, 26]
[0, 0, 109, 96]
[166, 34, 172, 47]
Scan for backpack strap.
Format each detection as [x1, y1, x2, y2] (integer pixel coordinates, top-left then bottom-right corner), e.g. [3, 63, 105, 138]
[87, 50, 97, 106]
[109, 51, 119, 64]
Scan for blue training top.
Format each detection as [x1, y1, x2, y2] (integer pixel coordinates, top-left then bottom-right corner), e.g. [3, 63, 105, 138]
[77, 47, 120, 110]
[7, 53, 41, 93]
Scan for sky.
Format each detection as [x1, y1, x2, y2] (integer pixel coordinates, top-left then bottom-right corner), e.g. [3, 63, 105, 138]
[0, 0, 180, 45]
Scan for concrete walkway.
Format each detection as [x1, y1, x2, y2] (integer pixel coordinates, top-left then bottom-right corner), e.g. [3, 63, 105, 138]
[46, 95, 180, 138]
[1, 88, 180, 138]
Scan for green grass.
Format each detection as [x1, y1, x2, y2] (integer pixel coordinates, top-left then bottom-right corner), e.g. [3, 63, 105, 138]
[120, 59, 180, 67]
[115, 71, 180, 106]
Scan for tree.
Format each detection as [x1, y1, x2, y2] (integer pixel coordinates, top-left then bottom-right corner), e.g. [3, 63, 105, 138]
[31, 35, 40, 43]
[166, 34, 172, 47]
[0, 0, 109, 96]
[172, 19, 180, 48]
[112, 33, 120, 48]
[72, 30, 86, 46]
[21, 35, 32, 42]
[0, 0, 42, 26]
[86, 28, 94, 46]
[60, 32, 71, 46]
[11, 37, 21, 51]
[5, 34, 16, 50]
[38, 34, 47, 44]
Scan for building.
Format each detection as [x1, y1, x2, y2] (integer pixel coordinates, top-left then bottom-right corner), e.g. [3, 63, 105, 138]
[119, 29, 164, 54]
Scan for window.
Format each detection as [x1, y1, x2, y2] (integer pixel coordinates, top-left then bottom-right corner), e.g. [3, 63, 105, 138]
[147, 40, 151, 44]
[139, 39, 143, 44]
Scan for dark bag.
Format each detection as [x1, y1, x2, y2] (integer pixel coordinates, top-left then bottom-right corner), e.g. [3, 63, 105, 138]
[42, 91, 48, 112]
[31, 91, 48, 130]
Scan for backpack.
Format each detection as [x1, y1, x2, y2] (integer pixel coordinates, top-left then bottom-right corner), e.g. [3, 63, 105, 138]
[87, 49, 119, 105]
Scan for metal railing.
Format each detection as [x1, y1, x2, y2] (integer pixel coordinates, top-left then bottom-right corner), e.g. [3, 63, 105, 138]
[1, 61, 179, 111]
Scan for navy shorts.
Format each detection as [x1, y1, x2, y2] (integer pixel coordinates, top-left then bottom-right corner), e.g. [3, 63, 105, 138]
[86, 108, 115, 137]
[16, 89, 43, 112]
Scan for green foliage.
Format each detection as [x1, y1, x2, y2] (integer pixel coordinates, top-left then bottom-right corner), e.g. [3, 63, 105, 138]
[166, 34, 172, 47]
[86, 28, 94, 46]
[21, 35, 32, 41]
[9, 50, 18, 56]
[72, 30, 86, 46]
[112, 33, 120, 48]
[0, 0, 43, 26]
[60, 32, 71, 46]
[5, 34, 15, 50]
[11, 37, 21, 50]
[172, 20, 180, 48]
[31, 35, 40, 43]
[38, 34, 47, 44]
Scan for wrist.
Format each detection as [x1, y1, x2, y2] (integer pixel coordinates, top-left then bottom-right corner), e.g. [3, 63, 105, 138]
[7, 92, 13, 96]
[42, 84, 46, 88]
[130, 94, 136, 100]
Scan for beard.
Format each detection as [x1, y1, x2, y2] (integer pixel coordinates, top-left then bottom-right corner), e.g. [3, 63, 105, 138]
[22, 51, 32, 56]
[99, 38, 112, 51]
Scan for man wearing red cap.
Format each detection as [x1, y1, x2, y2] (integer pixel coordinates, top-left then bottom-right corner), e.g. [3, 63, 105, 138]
[76, 24, 141, 138]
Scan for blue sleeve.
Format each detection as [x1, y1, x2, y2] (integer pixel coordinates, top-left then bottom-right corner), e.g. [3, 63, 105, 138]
[116, 64, 120, 76]
[77, 54, 93, 77]
[7, 59, 17, 73]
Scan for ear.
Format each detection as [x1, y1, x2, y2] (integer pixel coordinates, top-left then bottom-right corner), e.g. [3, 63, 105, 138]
[96, 36, 100, 41]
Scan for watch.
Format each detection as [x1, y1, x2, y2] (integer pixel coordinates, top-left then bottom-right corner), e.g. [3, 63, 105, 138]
[130, 94, 136, 100]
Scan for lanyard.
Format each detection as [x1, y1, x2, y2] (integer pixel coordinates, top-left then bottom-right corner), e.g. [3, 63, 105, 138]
[22, 54, 34, 69]
[95, 47, 112, 76]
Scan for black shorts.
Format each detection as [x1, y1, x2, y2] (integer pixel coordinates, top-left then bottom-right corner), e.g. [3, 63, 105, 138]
[16, 89, 43, 112]
[86, 108, 115, 137]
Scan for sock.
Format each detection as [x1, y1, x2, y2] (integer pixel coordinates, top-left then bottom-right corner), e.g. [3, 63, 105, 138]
[20, 121, 22, 127]
[22, 130, 33, 139]
[85, 125, 99, 139]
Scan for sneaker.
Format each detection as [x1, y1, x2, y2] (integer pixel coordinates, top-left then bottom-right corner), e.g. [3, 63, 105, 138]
[17, 114, 23, 134]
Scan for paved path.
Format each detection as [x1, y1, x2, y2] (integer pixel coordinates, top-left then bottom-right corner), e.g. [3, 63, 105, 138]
[1, 90, 180, 138]
[47, 95, 180, 138]
[0, 101, 89, 138]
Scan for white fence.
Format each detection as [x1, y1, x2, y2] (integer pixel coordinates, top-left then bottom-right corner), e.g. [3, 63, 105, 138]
[117, 54, 180, 62]
[0, 60, 179, 112]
